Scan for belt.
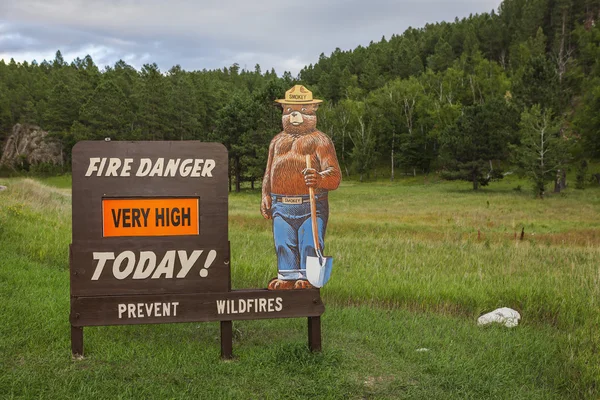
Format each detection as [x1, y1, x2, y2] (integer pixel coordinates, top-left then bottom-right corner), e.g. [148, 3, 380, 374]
[271, 193, 328, 204]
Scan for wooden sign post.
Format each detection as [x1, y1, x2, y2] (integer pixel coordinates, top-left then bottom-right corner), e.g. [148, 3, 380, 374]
[70, 141, 323, 359]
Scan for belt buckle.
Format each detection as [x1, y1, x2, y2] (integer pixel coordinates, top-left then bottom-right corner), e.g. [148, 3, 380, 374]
[282, 197, 303, 205]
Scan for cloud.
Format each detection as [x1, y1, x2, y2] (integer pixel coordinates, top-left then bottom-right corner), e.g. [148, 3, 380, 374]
[0, 0, 502, 75]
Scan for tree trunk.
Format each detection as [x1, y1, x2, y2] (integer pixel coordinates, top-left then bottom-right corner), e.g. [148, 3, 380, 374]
[556, 10, 570, 85]
[390, 138, 395, 182]
[251, 180, 255, 190]
[554, 169, 562, 193]
[341, 129, 348, 177]
[360, 173, 363, 183]
[235, 155, 241, 193]
[473, 174, 479, 190]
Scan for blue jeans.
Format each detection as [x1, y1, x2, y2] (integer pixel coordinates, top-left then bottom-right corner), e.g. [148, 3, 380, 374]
[271, 193, 329, 281]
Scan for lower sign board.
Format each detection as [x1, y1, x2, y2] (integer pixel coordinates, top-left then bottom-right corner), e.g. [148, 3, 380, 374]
[70, 290, 323, 326]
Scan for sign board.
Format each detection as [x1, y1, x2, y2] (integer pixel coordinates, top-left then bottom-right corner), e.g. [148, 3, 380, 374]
[69, 141, 324, 358]
[70, 141, 230, 300]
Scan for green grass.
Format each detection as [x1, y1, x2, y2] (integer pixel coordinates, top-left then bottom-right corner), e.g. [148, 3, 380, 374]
[1, 177, 599, 399]
[36, 174, 73, 189]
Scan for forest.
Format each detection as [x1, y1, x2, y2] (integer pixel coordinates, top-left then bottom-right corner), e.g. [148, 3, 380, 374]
[1, 0, 599, 196]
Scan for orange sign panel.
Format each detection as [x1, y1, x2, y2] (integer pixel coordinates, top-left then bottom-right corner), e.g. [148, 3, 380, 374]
[102, 198, 199, 237]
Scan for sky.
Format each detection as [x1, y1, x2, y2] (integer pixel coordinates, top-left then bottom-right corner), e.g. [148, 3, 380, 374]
[0, 0, 503, 76]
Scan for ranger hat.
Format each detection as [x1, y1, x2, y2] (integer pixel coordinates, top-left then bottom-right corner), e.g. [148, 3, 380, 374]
[275, 85, 323, 105]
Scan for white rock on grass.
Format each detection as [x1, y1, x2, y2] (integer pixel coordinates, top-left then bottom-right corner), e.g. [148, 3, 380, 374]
[477, 307, 521, 328]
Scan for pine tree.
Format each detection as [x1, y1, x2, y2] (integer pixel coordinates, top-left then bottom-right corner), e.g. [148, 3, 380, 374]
[440, 97, 518, 189]
[168, 66, 200, 141]
[79, 79, 134, 140]
[427, 39, 455, 72]
[213, 91, 255, 192]
[137, 63, 171, 140]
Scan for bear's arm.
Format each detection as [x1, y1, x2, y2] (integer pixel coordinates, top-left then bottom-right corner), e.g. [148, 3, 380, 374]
[315, 133, 342, 191]
[262, 135, 278, 197]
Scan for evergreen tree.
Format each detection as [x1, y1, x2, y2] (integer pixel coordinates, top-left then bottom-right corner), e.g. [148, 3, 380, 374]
[0, 82, 12, 140]
[79, 79, 134, 140]
[440, 97, 518, 189]
[427, 39, 455, 72]
[137, 63, 171, 140]
[213, 91, 256, 192]
[168, 65, 200, 141]
[44, 79, 80, 134]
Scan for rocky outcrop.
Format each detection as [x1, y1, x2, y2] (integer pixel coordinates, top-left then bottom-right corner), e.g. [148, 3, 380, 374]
[0, 124, 63, 169]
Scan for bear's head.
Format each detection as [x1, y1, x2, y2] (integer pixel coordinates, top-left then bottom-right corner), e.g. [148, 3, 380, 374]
[281, 103, 319, 137]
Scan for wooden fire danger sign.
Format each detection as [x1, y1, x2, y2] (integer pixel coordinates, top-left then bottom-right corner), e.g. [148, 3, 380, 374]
[69, 141, 324, 359]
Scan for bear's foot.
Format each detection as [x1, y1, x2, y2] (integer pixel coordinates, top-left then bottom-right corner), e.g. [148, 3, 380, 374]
[267, 278, 295, 290]
[293, 280, 315, 290]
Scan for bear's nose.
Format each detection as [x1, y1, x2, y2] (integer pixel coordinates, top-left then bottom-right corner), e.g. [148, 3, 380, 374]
[291, 111, 299, 117]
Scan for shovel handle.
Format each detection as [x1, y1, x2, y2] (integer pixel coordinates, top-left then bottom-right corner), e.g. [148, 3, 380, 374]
[306, 155, 320, 254]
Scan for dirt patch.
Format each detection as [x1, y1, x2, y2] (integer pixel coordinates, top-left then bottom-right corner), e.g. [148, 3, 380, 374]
[0, 185, 6, 191]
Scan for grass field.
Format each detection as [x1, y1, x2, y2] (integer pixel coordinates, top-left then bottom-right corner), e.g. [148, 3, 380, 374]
[1, 175, 599, 399]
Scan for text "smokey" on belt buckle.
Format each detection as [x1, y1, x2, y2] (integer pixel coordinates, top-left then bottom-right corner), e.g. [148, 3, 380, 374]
[281, 197, 303, 205]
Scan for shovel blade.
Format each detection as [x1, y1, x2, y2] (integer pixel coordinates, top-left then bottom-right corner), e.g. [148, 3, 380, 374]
[306, 255, 333, 288]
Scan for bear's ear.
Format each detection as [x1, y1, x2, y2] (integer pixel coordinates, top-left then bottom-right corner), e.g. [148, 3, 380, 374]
[311, 103, 320, 112]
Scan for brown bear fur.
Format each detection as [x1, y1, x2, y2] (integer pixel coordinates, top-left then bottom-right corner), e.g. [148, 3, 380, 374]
[261, 103, 341, 218]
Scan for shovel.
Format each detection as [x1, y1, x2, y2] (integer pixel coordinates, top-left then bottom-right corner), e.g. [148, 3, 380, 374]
[305, 155, 333, 288]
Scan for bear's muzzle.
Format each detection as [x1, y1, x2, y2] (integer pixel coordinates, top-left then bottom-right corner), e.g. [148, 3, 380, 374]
[289, 112, 303, 126]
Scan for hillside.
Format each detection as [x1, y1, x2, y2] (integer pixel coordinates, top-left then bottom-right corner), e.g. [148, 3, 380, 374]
[1, 0, 599, 192]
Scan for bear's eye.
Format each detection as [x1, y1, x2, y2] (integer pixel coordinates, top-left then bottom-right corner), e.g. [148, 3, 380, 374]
[301, 107, 307, 112]
[286, 108, 291, 113]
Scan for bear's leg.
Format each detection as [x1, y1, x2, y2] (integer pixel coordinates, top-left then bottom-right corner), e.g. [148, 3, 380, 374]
[299, 214, 326, 273]
[273, 213, 302, 282]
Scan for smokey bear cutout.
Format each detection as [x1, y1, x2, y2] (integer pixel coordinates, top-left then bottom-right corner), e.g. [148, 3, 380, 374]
[261, 85, 341, 290]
